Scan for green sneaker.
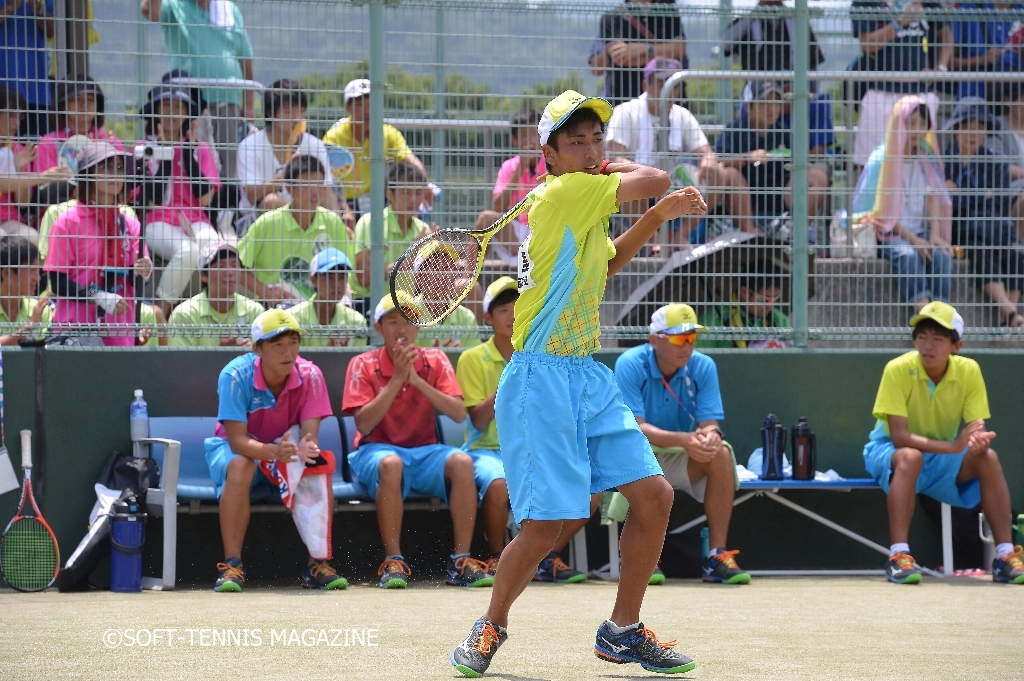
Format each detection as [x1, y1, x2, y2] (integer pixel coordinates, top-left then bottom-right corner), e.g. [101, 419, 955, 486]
[702, 550, 752, 584]
[533, 552, 586, 583]
[648, 565, 666, 586]
[301, 560, 348, 590]
[992, 545, 1024, 584]
[885, 552, 922, 584]
[214, 559, 245, 593]
[378, 557, 411, 589]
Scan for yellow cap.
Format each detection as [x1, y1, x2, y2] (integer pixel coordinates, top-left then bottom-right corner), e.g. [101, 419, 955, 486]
[909, 301, 964, 336]
[374, 291, 426, 324]
[251, 308, 305, 343]
[649, 303, 707, 335]
[482, 276, 518, 313]
[538, 90, 613, 146]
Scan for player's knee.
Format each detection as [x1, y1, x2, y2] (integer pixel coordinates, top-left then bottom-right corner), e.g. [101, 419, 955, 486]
[973, 447, 1002, 471]
[485, 478, 509, 505]
[630, 476, 674, 515]
[445, 452, 474, 480]
[377, 455, 404, 481]
[225, 455, 255, 484]
[892, 447, 923, 471]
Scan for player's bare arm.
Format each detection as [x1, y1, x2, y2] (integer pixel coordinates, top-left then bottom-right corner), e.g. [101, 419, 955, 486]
[609, 187, 707, 277]
[468, 393, 497, 432]
[222, 420, 294, 462]
[407, 369, 467, 423]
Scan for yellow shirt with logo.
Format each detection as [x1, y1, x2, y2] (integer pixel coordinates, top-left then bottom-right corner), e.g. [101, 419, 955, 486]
[871, 351, 990, 442]
[455, 336, 506, 450]
[513, 172, 620, 357]
[322, 119, 411, 200]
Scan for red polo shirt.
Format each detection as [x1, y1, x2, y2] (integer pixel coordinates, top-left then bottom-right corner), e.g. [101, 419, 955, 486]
[342, 345, 462, 448]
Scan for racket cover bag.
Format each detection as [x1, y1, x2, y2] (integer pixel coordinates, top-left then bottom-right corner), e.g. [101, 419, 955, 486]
[57, 485, 126, 591]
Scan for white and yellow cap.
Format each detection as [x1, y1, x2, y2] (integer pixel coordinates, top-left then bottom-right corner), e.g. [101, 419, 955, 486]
[650, 303, 707, 335]
[374, 291, 425, 324]
[251, 308, 305, 343]
[482, 276, 518, 313]
[538, 90, 613, 146]
[909, 301, 964, 337]
[412, 240, 460, 272]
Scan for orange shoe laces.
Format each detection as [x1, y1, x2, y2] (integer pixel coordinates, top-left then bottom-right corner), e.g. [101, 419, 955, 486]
[453, 556, 491, 576]
[1003, 545, 1024, 568]
[638, 627, 677, 650]
[377, 558, 412, 578]
[891, 552, 916, 570]
[217, 562, 245, 582]
[484, 557, 499, 573]
[550, 556, 573, 577]
[310, 561, 338, 579]
[474, 622, 502, 655]
[714, 549, 741, 569]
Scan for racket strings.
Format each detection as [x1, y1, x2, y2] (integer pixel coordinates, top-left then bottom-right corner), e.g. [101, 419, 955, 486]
[391, 232, 482, 326]
[1, 518, 57, 591]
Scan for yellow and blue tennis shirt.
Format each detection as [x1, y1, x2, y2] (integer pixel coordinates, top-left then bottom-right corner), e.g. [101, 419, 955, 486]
[512, 172, 620, 357]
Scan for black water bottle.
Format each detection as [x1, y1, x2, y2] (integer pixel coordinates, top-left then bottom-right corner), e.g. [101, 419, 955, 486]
[760, 414, 786, 480]
[791, 416, 816, 481]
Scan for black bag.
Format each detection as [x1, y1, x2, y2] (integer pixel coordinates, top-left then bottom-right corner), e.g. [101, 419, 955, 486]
[98, 448, 160, 505]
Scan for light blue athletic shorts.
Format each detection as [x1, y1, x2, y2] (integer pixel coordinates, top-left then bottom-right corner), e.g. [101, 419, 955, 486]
[495, 352, 663, 524]
[204, 437, 274, 500]
[862, 437, 980, 508]
[462, 447, 507, 505]
[349, 442, 466, 503]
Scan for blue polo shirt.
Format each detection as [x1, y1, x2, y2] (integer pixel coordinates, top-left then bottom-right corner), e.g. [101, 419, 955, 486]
[614, 344, 725, 434]
[0, 0, 55, 106]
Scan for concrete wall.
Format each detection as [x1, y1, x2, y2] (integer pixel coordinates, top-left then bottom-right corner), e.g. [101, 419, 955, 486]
[1, 346, 1020, 585]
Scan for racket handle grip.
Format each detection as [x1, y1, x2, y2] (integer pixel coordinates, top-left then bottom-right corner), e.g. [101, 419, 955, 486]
[20, 430, 31, 469]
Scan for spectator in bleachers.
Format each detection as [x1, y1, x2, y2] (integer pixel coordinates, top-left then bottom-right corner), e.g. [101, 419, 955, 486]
[950, 2, 1024, 102]
[587, 0, 688, 106]
[32, 79, 122, 172]
[37, 198, 136, 262]
[606, 57, 755, 238]
[139, 83, 222, 317]
[44, 140, 153, 346]
[322, 79, 426, 218]
[942, 100, 1024, 328]
[238, 154, 355, 306]
[407, 240, 481, 348]
[0, 0, 53, 137]
[205, 309, 348, 592]
[616, 304, 750, 585]
[850, 0, 950, 169]
[450, 277, 519, 577]
[854, 95, 953, 310]
[141, 0, 255, 178]
[0, 86, 68, 244]
[475, 108, 545, 264]
[994, 82, 1024, 223]
[168, 242, 264, 346]
[0, 237, 51, 344]
[722, 0, 825, 92]
[698, 260, 791, 348]
[343, 294, 495, 589]
[286, 248, 368, 347]
[862, 302, 1023, 585]
[236, 79, 348, 236]
[715, 80, 829, 226]
[351, 161, 432, 314]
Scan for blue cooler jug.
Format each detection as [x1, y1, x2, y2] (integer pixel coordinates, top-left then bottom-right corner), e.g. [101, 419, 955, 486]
[110, 496, 147, 592]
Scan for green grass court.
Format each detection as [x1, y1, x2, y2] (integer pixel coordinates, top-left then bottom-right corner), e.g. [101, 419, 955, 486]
[2, 577, 1019, 680]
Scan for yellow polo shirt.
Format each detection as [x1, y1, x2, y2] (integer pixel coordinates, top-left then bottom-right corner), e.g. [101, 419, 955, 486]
[871, 351, 990, 442]
[321, 119, 412, 201]
[455, 336, 507, 450]
[286, 298, 368, 347]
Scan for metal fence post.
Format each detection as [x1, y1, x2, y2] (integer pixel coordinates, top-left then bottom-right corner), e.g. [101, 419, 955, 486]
[433, 2, 446, 223]
[369, 0, 386, 344]
[716, 0, 733, 127]
[791, 0, 810, 347]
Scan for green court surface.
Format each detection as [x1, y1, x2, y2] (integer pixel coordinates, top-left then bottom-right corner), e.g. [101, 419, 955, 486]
[1, 577, 1018, 680]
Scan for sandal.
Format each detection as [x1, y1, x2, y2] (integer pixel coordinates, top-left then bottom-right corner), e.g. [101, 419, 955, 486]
[1001, 311, 1024, 329]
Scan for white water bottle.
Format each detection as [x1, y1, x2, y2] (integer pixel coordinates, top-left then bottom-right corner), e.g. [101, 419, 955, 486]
[130, 389, 149, 442]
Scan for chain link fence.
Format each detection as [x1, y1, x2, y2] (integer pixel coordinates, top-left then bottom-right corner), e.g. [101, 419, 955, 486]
[1, 0, 1022, 347]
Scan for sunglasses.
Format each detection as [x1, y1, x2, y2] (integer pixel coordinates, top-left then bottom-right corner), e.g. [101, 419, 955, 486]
[657, 331, 697, 346]
[754, 292, 781, 304]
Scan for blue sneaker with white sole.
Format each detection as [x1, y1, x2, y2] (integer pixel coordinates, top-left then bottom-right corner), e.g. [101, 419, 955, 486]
[594, 620, 695, 674]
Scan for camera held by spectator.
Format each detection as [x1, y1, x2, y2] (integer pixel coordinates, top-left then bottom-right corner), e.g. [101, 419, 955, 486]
[133, 143, 176, 162]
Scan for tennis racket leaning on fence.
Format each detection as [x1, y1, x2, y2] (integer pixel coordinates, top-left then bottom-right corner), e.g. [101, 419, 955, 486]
[0, 430, 59, 592]
[389, 189, 538, 326]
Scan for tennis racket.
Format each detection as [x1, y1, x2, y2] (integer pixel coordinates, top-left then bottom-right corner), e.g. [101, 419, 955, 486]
[0, 430, 59, 592]
[389, 189, 538, 326]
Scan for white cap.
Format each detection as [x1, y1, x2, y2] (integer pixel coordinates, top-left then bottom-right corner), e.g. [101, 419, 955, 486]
[344, 78, 371, 103]
[134, 389, 143, 398]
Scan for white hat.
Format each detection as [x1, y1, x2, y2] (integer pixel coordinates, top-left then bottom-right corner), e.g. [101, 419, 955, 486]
[482, 276, 518, 313]
[344, 79, 371, 103]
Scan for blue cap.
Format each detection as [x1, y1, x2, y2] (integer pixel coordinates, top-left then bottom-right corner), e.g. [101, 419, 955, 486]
[309, 248, 353, 276]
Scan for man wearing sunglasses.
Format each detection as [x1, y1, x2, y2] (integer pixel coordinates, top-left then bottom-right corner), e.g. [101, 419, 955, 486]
[614, 303, 750, 585]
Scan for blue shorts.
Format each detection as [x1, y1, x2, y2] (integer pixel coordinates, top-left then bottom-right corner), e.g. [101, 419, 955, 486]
[463, 447, 507, 505]
[495, 352, 663, 524]
[204, 437, 274, 500]
[349, 442, 464, 503]
[862, 437, 980, 508]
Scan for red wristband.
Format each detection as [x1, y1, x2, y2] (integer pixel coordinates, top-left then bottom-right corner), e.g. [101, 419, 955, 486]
[599, 159, 612, 174]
